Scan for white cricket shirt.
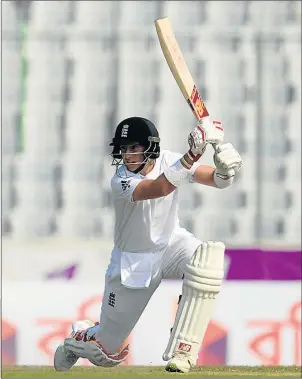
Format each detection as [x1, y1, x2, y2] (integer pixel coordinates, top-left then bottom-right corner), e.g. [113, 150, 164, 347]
[111, 150, 197, 253]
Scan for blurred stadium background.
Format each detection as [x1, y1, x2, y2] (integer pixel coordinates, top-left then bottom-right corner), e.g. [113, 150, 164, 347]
[2, 0, 301, 245]
[2, 0, 301, 369]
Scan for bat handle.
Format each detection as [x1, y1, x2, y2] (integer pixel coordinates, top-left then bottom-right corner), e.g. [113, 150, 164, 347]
[211, 143, 219, 152]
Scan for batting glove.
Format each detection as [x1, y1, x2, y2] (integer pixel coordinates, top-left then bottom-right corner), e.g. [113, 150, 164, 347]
[214, 143, 243, 179]
[188, 118, 224, 161]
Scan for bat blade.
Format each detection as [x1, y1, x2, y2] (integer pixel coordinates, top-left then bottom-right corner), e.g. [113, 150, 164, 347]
[155, 17, 209, 121]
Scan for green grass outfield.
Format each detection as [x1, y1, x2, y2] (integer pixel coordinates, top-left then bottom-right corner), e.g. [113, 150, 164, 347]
[2, 366, 301, 378]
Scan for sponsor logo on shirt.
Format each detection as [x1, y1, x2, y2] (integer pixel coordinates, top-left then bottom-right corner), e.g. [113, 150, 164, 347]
[121, 180, 130, 191]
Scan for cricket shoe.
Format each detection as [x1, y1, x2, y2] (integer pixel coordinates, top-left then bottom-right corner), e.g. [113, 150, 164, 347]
[165, 352, 194, 373]
[64, 330, 130, 368]
[54, 320, 96, 371]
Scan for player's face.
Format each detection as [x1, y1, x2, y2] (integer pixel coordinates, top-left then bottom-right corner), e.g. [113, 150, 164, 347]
[121, 144, 145, 171]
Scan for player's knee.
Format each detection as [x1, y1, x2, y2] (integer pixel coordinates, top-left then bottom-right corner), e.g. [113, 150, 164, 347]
[184, 241, 225, 293]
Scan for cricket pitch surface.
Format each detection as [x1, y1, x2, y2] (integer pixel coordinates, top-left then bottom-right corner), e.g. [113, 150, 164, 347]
[2, 365, 301, 378]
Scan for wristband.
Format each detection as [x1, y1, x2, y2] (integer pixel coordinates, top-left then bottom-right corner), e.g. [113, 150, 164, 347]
[187, 150, 201, 163]
[164, 159, 192, 187]
[213, 169, 234, 189]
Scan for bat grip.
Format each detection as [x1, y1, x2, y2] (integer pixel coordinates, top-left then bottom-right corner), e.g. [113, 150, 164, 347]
[211, 143, 219, 152]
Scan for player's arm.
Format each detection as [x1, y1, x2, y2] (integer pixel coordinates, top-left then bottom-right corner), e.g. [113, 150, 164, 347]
[191, 165, 216, 187]
[133, 118, 226, 201]
[132, 152, 195, 201]
[192, 143, 243, 189]
[132, 175, 175, 201]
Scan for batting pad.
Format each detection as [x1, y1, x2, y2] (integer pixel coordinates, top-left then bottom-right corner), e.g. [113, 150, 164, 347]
[163, 241, 225, 362]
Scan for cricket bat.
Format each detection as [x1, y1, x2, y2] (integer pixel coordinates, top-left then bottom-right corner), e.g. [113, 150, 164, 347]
[155, 17, 209, 122]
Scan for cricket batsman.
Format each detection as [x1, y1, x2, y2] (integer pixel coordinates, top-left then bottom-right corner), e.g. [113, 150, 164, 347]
[54, 116, 243, 373]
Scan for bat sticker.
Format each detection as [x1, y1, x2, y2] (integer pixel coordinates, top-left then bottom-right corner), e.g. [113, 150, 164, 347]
[189, 85, 209, 119]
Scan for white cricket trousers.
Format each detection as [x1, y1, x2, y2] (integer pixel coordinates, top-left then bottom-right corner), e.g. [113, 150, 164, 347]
[95, 229, 201, 353]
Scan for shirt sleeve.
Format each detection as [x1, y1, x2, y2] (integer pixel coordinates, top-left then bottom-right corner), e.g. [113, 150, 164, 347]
[111, 175, 143, 203]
